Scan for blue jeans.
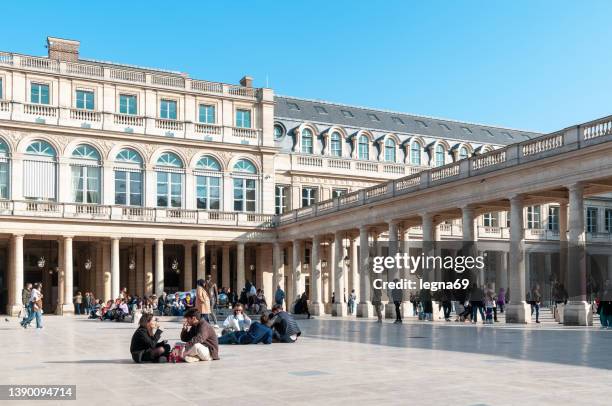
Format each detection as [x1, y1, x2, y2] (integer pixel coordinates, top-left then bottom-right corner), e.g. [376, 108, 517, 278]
[22, 307, 42, 328]
[531, 303, 540, 321]
[75, 303, 81, 315]
[471, 304, 484, 322]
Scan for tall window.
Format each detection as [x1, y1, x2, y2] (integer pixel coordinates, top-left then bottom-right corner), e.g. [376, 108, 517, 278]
[411, 142, 421, 165]
[605, 209, 612, 233]
[160, 99, 177, 120]
[0, 139, 9, 199]
[527, 205, 541, 229]
[233, 159, 257, 212]
[301, 128, 313, 154]
[435, 144, 445, 167]
[330, 132, 342, 157]
[198, 104, 215, 124]
[31, 83, 50, 105]
[76, 90, 94, 110]
[358, 135, 369, 160]
[587, 207, 598, 233]
[275, 185, 290, 214]
[114, 148, 143, 206]
[384, 139, 396, 162]
[302, 187, 317, 207]
[483, 212, 498, 227]
[459, 146, 469, 160]
[156, 152, 183, 208]
[195, 155, 221, 210]
[236, 109, 251, 128]
[70, 144, 101, 204]
[0, 78, 3, 99]
[24, 140, 57, 200]
[548, 206, 559, 231]
[119, 94, 137, 115]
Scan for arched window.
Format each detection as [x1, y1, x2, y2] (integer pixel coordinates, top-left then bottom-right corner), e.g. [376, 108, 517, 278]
[70, 144, 102, 204]
[156, 152, 184, 208]
[0, 139, 9, 199]
[24, 140, 57, 201]
[115, 148, 143, 206]
[435, 144, 445, 167]
[233, 159, 257, 212]
[459, 146, 469, 160]
[330, 132, 342, 157]
[195, 155, 221, 210]
[301, 128, 313, 154]
[358, 135, 369, 160]
[273, 124, 284, 139]
[410, 141, 421, 165]
[384, 139, 396, 162]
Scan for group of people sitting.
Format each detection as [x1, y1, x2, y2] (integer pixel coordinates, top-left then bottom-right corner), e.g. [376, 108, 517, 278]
[129, 303, 301, 363]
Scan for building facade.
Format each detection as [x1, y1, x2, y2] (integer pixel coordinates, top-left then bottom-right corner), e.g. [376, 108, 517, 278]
[1, 37, 611, 319]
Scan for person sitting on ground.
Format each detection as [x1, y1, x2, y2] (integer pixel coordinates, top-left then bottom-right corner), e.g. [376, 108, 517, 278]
[218, 313, 273, 345]
[269, 304, 302, 343]
[293, 292, 311, 319]
[130, 313, 171, 363]
[184, 292, 195, 310]
[101, 300, 114, 320]
[222, 304, 252, 334]
[238, 288, 248, 308]
[180, 308, 220, 362]
[89, 299, 103, 319]
[115, 299, 129, 322]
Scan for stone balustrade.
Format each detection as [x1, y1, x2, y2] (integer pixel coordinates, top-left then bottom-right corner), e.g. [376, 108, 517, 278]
[2, 200, 275, 228]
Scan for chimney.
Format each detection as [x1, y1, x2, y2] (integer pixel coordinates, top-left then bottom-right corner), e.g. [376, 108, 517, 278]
[47, 36, 80, 62]
[239, 75, 253, 88]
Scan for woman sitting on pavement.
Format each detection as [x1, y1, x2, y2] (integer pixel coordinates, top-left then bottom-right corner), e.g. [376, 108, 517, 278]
[130, 313, 171, 363]
[218, 313, 273, 345]
[221, 304, 252, 334]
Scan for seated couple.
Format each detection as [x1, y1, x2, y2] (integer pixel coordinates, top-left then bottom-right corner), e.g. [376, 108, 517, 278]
[130, 308, 219, 363]
[102, 299, 129, 321]
[218, 304, 301, 345]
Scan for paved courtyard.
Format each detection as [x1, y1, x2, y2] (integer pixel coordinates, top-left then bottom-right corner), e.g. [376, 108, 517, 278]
[1, 315, 611, 405]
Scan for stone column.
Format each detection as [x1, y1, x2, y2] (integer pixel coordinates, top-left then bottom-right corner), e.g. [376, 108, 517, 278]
[292, 240, 302, 308]
[497, 251, 508, 292]
[357, 226, 373, 317]
[272, 242, 284, 305]
[197, 240, 206, 281]
[563, 183, 591, 325]
[332, 232, 347, 316]
[102, 241, 111, 302]
[385, 220, 400, 318]
[155, 239, 164, 296]
[95, 242, 103, 300]
[236, 242, 245, 292]
[144, 242, 153, 296]
[136, 245, 144, 296]
[310, 235, 324, 315]
[7, 234, 24, 316]
[184, 242, 193, 291]
[62, 236, 74, 315]
[559, 203, 568, 288]
[422, 213, 434, 282]
[111, 237, 120, 300]
[350, 235, 359, 301]
[506, 195, 531, 323]
[222, 245, 230, 289]
[57, 239, 65, 314]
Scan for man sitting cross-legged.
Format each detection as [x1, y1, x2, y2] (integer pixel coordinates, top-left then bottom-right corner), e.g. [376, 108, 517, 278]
[269, 304, 302, 343]
[218, 313, 273, 345]
[180, 308, 220, 362]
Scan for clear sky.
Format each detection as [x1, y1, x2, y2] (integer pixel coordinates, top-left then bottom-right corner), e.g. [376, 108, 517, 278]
[2, 0, 611, 133]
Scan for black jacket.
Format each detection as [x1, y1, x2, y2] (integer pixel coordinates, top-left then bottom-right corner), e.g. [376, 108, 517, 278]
[130, 327, 162, 363]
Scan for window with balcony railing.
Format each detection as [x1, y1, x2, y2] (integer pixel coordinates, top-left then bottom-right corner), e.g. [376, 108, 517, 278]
[119, 94, 137, 115]
[236, 109, 251, 128]
[0, 138, 8, 199]
[160, 99, 177, 120]
[302, 128, 313, 154]
[548, 206, 559, 231]
[195, 155, 221, 210]
[302, 187, 317, 207]
[31, 83, 50, 105]
[199, 104, 215, 124]
[330, 132, 342, 157]
[76, 90, 94, 110]
[275, 185, 290, 214]
[527, 205, 541, 229]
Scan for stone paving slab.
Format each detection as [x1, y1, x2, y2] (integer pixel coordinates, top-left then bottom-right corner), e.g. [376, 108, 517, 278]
[1, 315, 610, 405]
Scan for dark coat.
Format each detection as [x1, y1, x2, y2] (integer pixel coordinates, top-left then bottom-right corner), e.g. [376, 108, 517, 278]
[130, 327, 162, 363]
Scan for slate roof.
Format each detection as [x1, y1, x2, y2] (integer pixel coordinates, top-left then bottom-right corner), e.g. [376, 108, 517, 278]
[274, 96, 541, 145]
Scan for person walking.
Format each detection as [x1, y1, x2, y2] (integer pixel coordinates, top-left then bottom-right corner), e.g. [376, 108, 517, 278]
[74, 291, 83, 315]
[196, 279, 212, 323]
[347, 289, 357, 315]
[20, 283, 43, 329]
[391, 279, 403, 324]
[371, 282, 383, 323]
[21, 283, 32, 321]
[470, 283, 485, 323]
[531, 285, 542, 323]
[274, 285, 285, 307]
[497, 288, 506, 313]
[205, 275, 218, 326]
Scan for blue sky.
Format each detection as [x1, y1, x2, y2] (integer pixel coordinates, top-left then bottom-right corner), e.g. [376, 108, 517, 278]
[2, 1, 611, 132]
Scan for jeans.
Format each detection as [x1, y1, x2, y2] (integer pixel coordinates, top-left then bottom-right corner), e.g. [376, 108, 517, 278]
[348, 302, 355, 315]
[394, 301, 402, 321]
[442, 302, 452, 319]
[75, 303, 81, 315]
[471, 303, 485, 322]
[531, 303, 540, 321]
[22, 308, 42, 328]
[600, 314, 612, 328]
